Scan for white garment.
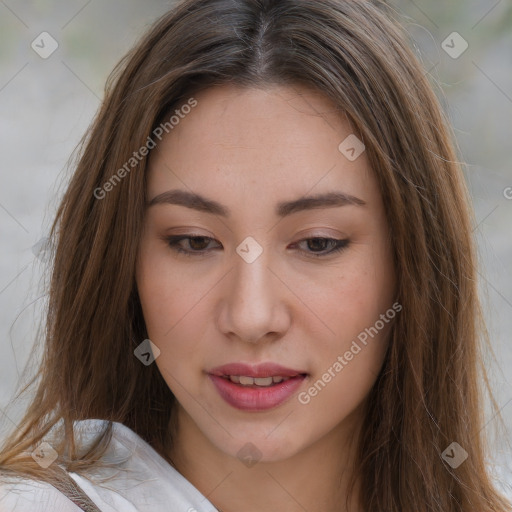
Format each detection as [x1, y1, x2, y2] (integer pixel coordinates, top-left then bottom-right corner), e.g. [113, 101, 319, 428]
[1, 419, 511, 511]
[0, 419, 219, 512]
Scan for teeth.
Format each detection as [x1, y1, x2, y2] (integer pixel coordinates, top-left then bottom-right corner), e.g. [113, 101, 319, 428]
[254, 377, 273, 386]
[227, 375, 291, 386]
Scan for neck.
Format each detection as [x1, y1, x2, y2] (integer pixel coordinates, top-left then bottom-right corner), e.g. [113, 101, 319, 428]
[168, 407, 364, 512]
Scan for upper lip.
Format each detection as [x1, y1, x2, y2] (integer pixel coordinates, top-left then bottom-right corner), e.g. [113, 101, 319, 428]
[208, 362, 307, 378]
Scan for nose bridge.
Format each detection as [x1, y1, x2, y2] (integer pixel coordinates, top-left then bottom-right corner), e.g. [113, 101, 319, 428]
[234, 243, 271, 298]
[231, 233, 272, 295]
[218, 239, 287, 343]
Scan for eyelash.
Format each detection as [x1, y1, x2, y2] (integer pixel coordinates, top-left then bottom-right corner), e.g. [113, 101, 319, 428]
[163, 235, 349, 258]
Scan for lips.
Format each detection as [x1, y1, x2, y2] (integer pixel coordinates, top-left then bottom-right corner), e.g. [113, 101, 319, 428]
[208, 362, 308, 411]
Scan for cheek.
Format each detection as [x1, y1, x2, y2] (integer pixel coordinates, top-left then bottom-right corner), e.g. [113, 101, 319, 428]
[307, 244, 394, 339]
[299, 277, 393, 425]
[300, 240, 394, 390]
[136, 242, 218, 381]
[137, 242, 202, 337]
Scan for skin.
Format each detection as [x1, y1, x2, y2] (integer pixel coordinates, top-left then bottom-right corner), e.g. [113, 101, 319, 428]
[136, 84, 396, 512]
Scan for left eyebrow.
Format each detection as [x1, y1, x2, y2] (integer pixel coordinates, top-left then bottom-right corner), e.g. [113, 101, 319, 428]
[147, 189, 366, 217]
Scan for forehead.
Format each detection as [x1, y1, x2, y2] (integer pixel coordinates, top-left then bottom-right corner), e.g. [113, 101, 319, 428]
[146, 84, 377, 212]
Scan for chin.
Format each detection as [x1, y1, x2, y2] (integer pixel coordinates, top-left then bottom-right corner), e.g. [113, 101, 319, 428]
[211, 423, 316, 465]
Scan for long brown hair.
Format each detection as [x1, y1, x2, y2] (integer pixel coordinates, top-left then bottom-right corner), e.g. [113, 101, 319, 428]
[1, 0, 510, 510]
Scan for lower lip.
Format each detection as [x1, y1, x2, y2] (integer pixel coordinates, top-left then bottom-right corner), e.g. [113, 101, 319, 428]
[209, 374, 306, 411]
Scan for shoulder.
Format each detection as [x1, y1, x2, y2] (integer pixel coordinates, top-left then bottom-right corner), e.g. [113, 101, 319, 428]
[81, 420, 218, 511]
[0, 419, 218, 512]
[0, 476, 82, 512]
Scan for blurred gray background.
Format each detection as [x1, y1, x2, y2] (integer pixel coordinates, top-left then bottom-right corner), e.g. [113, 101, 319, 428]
[0, 0, 511, 494]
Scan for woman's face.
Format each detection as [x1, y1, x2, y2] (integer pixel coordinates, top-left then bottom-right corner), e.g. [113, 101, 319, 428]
[136, 84, 396, 463]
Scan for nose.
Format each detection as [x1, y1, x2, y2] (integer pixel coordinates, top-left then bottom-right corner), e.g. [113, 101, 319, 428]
[216, 247, 291, 344]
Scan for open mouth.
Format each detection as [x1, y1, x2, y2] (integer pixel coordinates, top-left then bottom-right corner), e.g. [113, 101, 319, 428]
[208, 364, 308, 411]
[219, 374, 306, 387]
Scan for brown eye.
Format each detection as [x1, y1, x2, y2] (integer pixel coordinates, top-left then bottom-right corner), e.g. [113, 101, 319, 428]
[164, 235, 221, 256]
[294, 237, 349, 257]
